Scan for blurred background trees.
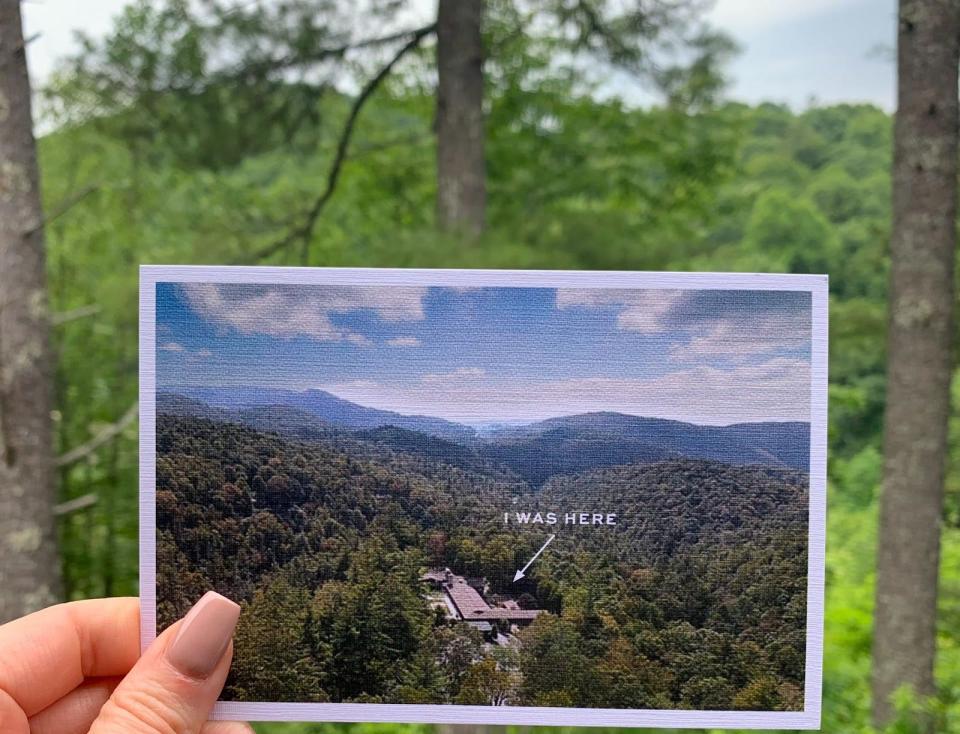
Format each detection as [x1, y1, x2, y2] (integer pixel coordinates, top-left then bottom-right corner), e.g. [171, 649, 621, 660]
[2, 0, 960, 731]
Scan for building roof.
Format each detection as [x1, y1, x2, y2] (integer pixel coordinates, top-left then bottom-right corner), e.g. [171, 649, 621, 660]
[419, 569, 449, 583]
[442, 575, 543, 622]
[474, 608, 541, 621]
[444, 577, 492, 618]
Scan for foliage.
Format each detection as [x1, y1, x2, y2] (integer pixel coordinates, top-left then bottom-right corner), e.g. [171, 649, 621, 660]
[37, 0, 960, 731]
[155, 410, 807, 709]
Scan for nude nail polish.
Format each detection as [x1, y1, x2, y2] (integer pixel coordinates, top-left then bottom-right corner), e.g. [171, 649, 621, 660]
[166, 591, 241, 677]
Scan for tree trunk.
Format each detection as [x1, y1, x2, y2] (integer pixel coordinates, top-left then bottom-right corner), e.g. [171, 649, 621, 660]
[871, 0, 960, 726]
[0, 0, 62, 621]
[435, 0, 486, 237]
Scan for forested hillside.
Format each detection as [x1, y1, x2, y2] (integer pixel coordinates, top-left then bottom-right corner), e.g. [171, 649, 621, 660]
[156, 411, 808, 710]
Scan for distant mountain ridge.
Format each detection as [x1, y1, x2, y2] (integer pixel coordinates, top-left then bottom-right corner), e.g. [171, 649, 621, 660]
[156, 390, 810, 483]
[487, 412, 809, 475]
[155, 393, 237, 422]
[479, 425, 680, 486]
[167, 387, 476, 443]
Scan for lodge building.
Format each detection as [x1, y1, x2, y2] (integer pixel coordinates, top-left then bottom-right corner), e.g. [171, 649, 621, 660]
[420, 568, 542, 632]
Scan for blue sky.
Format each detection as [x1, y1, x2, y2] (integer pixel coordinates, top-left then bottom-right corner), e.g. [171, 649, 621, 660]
[157, 283, 811, 425]
[25, 0, 896, 114]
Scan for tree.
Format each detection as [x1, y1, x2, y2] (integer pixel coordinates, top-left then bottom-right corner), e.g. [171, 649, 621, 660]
[436, 624, 484, 697]
[228, 574, 326, 702]
[511, 0, 735, 108]
[743, 189, 839, 273]
[53, 0, 416, 171]
[0, 0, 62, 621]
[518, 614, 589, 706]
[54, 0, 437, 264]
[871, 0, 960, 727]
[435, 0, 487, 236]
[455, 657, 517, 706]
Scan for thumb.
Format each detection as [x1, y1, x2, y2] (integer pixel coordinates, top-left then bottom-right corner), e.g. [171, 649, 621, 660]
[89, 592, 241, 734]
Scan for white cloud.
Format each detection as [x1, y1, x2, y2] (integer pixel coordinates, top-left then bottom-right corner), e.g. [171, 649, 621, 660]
[181, 284, 427, 342]
[159, 342, 214, 360]
[422, 367, 487, 385]
[387, 336, 422, 347]
[322, 357, 809, 424]
[557, 289, 685, 332]
[557, 288, 685, 333]
[674, 313, 811, 360]
[347, 333, 373, 347]
[556, 288, 810, 359]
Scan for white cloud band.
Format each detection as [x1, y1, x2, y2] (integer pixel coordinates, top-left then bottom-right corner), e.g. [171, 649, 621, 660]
[181, 283, 427, 341]
[323, 358, 809, 425]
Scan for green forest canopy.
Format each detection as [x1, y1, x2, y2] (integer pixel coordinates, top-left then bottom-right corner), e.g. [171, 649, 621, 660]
[155, 411, 808, 710]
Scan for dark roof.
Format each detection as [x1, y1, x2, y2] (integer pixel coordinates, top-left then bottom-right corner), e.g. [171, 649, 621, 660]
[475, 608, 541, 621]
[443, 575, 543, 622]
[419, 569, 448, 583]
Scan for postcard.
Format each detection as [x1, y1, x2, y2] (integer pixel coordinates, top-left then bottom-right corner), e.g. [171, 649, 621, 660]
[139, 266, 826, 728]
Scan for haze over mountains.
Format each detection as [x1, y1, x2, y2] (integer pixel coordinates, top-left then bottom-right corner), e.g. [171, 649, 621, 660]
[157, 388, 810, 485]
[167, 386, 474, 443]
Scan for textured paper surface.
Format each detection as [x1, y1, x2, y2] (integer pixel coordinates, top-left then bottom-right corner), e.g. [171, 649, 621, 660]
[140, 267, 826, 728]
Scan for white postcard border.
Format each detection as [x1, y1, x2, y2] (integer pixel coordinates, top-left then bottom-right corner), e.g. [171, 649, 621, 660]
[139, 265, 827, 729]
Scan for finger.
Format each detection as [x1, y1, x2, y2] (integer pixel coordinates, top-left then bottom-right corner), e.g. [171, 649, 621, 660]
[0, 686, 28, 734]
[200, 722, 255, 734]
[0, 597, 139, 716]
[27, 677, 121, 734]
[89, 592, 240, 734]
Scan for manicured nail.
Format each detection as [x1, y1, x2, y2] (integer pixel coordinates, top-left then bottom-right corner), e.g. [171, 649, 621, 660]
[166, 591, 240, 678]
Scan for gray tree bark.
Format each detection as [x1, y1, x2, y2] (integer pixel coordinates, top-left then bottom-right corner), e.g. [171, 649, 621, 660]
[435, 0, 486, 236]
[871, 0, 960, 726]
[0, 0, 62, 621]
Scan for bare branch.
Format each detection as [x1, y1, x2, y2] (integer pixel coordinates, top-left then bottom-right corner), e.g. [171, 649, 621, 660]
[53, 493, 98, 516]
[98, 26, 435, 101]
[240, 23, 437, 264]
[28, 183, 100, 236]
[57, 402, 138, 468]
[231, 26, 434, 84]
[16, 32, 40, 52]
[52, 304, 101, 326]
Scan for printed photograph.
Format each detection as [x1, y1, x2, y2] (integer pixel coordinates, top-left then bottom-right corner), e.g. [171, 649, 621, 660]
[149, 276, 816, 714]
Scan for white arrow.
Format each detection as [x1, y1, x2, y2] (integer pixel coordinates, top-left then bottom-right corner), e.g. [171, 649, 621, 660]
[513, 534, 556, 582]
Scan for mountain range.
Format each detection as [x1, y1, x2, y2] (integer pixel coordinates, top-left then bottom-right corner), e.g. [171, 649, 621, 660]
[165, 386, 475, 443]
[486, 412, 809, 478]
[157, 388, 810, 483]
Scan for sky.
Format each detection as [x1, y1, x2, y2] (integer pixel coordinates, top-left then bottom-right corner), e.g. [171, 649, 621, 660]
[156, 283, 812, 425]
[22, 0, 896, 112]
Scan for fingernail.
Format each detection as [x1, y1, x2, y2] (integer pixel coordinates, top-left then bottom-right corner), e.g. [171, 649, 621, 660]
[166, 591, 240, 678]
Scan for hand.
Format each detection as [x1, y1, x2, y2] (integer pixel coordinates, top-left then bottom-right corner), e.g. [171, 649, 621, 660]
[0, 592, 252, 734]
